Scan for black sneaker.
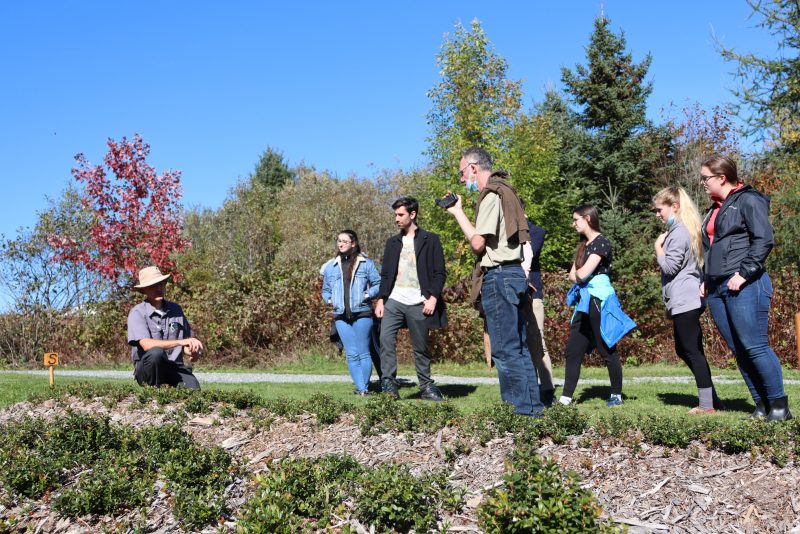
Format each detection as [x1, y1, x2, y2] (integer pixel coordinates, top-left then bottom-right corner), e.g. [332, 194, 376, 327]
[419, 383, 444, 402]
[381, 378, 400, 400]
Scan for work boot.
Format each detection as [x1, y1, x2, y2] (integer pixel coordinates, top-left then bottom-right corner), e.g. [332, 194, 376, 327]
[419, 383, 444, 402]
[381, 377, 400, 400]
[540, 389, 555, 407]
[766, 396, 793, 422]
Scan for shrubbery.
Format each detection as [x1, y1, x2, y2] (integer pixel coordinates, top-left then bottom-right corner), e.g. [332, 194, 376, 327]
[0, 412, 237, 529]
[478, 447, 620, 533]
[8, 383, 800, 532]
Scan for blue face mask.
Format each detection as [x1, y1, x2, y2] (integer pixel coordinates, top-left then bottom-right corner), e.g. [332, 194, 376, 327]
[667, 214, 675, 226]
[466, 179, 479, 193]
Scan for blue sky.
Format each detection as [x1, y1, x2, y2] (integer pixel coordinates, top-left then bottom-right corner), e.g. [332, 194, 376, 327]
[0, 1, 777, 240]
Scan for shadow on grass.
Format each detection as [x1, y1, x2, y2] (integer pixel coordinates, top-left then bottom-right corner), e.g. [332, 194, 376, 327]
[437, 384, 478, 399]
[575, 385, 637, 403]
[657, 392, 754, 414]
[656, 392, 696, 408]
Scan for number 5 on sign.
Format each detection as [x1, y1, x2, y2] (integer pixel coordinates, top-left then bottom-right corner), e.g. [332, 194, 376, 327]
[44, 352, 59, 388]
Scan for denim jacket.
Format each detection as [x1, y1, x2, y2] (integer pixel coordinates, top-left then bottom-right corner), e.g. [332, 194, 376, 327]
[566, 274, 636, 348]
[322, 254, 381, 316]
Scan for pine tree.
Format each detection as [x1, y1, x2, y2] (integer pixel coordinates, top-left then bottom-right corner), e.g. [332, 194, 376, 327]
[252, 146, 294, 191]
[561, 16, 669, 211]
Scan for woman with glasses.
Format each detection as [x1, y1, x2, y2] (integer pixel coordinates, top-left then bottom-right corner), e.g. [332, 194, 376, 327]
[322, 230, 381, 395]
[560, 204, 635, 407]
[700, 155, 791, 421]
[653, 186, 722, 414]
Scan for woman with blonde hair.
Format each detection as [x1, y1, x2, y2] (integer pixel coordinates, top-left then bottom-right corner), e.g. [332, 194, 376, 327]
[654, 186, 722, 413]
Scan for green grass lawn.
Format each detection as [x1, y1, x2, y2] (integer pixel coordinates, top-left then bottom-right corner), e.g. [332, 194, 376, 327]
[42, 356, 800, 381]
[3, 369, 799, 424]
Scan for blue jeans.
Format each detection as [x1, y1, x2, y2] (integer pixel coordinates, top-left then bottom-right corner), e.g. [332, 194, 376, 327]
[335, 317, 374, 393]
[707, 272, 785, 403]
[481, 264, 543, 415]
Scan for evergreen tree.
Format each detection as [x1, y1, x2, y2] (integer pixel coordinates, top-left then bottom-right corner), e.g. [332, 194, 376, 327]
[719, 0, 800, 270]
[252, 146, 294, 191]
[561, 16, 669, 211]
[720, 0, 800, 155]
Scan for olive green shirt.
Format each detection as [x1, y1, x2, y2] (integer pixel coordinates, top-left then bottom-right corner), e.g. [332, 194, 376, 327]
[475, 192, 523, 268]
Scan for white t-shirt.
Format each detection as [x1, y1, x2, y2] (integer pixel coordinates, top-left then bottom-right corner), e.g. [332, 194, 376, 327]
[388, 235, 425, 305]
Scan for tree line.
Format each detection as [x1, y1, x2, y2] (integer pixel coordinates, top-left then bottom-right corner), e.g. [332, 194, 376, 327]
[1, 2, 798, 367]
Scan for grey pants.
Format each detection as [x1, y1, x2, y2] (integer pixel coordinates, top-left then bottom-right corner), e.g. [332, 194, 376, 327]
[134, 347, 200, 390]
[379, 299, 432, 388]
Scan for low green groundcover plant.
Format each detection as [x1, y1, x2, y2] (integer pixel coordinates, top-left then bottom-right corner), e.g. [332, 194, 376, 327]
[237, 454, 460, 533]
[8, 382, 800, 532]
[478, 445, 621, 533]
[0, 411, 237, 529]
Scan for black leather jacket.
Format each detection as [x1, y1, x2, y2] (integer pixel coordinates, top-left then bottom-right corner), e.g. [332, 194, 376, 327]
[701, 185, 773, 283]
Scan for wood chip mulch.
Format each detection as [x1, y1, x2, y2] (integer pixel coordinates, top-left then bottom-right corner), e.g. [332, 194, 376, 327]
[1, 396, 799, 533]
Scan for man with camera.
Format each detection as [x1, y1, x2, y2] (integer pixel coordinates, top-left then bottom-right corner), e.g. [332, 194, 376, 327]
[127, 266, 202, 389]
[444, 147, 543, 416]
[375, 196, 447, 401]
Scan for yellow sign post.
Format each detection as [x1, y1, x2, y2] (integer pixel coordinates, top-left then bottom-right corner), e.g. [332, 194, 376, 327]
[44, 352, 59, 388]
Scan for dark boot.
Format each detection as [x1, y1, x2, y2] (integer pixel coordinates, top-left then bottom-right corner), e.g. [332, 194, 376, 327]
[540, 389, 555, 407]
[767, 396, 793, 422]
[744, 399, 767, 420]
[419, 383, 444, 402]
[381, 377, 400, 400]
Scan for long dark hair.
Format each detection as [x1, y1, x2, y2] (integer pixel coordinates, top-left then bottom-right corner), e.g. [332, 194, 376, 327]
[573, 204, 601, 269]
[337, 229, 361, 281]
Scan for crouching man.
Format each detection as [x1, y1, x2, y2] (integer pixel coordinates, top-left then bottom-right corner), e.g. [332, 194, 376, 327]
[127, 266, 202, 389]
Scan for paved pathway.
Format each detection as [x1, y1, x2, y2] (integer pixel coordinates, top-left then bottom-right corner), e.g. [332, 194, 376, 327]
[5, 369, 800, 386]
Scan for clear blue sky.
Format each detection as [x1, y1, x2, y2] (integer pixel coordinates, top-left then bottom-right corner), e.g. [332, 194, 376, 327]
[0, 1, 776, 240]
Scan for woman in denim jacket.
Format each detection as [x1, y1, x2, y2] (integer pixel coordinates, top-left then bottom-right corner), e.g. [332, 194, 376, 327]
[653, 186, 722, 414]
[322, 230, 381, 395]
[700, 155, 790, 421]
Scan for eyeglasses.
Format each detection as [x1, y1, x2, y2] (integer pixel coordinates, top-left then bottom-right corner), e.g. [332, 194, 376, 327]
[336, 239, 353, 244]
[458, 161, 478, 178]
[699, 174, 721, 183]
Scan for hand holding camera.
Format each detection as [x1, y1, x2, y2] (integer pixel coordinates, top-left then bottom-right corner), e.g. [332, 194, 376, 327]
[436, 192, 459, 209]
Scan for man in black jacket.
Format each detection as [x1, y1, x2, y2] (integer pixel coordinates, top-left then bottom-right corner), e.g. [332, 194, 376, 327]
[375, 196, 447, 401]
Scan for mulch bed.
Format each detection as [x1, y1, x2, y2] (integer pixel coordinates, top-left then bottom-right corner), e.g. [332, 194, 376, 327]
[1, 396, 799, 533]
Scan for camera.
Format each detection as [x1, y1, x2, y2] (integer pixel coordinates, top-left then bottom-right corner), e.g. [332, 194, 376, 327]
[435, 192, 458, 209]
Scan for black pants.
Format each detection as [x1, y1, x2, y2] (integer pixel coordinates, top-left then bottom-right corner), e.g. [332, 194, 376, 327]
[563, 297, 622, 398]
[134, 348, 200, 390]
[672, 308, 714, 389]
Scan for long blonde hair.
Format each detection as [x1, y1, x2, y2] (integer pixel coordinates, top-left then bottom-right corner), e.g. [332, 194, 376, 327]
[653, 186, 704, 267]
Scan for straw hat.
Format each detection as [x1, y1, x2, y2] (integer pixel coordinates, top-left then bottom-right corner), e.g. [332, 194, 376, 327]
[134, 266, 171, 289]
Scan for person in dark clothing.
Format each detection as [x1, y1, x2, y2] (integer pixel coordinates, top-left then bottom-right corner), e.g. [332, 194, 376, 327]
[522, 219, 555, 406]
[700, 155, 791, 421]
[375, 196, 447, 401]
[127, 266, 201, 389]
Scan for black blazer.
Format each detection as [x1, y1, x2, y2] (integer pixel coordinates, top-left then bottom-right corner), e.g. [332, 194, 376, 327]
[378, 227, 447, 329]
